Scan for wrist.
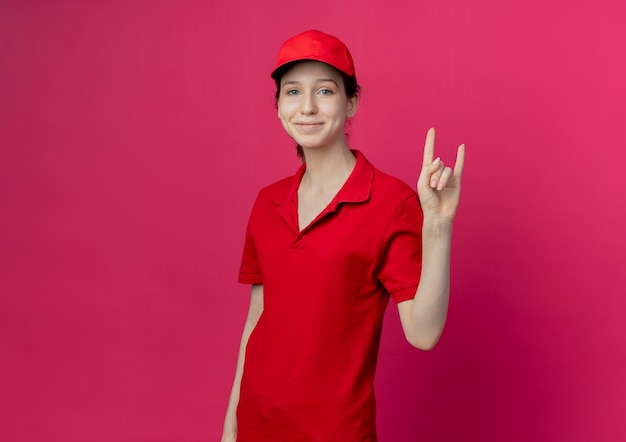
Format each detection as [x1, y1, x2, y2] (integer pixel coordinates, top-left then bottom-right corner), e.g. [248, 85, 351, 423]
[221, 428, 237, 442]
[422, 217, 453, 237]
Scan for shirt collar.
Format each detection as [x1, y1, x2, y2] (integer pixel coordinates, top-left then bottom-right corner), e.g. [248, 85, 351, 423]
[272, 150, 374, 206]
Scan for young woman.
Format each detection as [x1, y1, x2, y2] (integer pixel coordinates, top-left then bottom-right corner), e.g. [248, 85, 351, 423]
[222, 30, 465, 442]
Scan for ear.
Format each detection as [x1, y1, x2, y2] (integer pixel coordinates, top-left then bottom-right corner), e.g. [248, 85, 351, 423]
[346, 93, 359, 118]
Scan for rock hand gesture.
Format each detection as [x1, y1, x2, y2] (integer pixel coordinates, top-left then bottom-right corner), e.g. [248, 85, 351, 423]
[417, 128, 465, 224]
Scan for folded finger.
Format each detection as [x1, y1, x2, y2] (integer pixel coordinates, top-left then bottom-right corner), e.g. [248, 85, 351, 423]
[429, 160, 444, 188]
[437, 167, 454, 190]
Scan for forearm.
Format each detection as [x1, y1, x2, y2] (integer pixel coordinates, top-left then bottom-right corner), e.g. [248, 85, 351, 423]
[222, 320, 253, 440]
[403, 218, 453, 349]
[222, 321, 252, 442]
[222, 285, 263, 441]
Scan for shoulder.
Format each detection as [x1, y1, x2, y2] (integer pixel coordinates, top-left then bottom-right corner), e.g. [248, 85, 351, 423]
[368, 168, 423, 245]
[371, 166, 417, 206]
[256, 175, 294, 202]
[247, 174, 298, 221]
[364, 163, 423, 231]
[245, 176, 295, 234]
[373, 168, 415, 194]
[353, 150, 416, 203]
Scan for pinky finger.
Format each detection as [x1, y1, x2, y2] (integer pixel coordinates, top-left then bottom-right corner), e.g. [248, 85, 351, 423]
[453, 144, 466, 178]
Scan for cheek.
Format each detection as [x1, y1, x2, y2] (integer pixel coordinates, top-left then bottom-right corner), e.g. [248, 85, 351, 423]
[277, 100, 299, 125]
[277, 100, 292, 119]
[279, 117, 290, 133]
[277, 106, 287, 124]
[276, 109, 293, 135]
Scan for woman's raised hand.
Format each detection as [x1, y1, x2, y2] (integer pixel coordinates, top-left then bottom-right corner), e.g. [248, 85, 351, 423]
[417, 128, 465, 224]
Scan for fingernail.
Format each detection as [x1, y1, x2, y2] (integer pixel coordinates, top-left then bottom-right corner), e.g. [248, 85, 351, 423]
[431, 179, 437, 188]
[432, 157, 440, 165]
[438, 182, 444, 191]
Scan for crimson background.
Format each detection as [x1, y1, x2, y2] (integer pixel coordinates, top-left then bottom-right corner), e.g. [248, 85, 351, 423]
[1, 1, 625, 441]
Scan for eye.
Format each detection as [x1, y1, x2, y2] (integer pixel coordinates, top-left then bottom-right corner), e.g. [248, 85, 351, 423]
[318, 88, 333, 95]
[286, 89, 300, 96]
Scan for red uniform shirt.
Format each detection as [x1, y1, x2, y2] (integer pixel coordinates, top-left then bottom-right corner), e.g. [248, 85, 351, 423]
[237, 151, 423, 441]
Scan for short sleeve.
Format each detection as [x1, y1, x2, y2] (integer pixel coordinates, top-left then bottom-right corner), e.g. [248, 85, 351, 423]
[238, 195, 264, 285]
[376, 194, 423, 303]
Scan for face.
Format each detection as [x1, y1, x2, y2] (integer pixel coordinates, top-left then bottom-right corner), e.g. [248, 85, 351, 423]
[277, 61, 358, 151]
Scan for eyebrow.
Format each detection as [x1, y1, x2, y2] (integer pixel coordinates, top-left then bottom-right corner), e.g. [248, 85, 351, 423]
[281, 78, 340, 89]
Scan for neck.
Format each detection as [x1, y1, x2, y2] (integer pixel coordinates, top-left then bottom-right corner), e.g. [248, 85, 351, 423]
[300, 145, 357, 193]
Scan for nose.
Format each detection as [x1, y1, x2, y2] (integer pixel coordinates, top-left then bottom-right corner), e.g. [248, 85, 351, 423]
[301, 92, 317, 115]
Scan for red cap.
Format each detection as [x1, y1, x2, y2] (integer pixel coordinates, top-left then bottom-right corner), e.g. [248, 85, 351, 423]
[271, 30, 356, 79]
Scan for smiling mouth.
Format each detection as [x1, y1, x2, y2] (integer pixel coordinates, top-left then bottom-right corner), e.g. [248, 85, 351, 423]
[296, 122, 323, 129]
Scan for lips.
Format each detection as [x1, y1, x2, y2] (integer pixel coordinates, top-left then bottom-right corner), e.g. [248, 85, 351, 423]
[295, 122, 324, 131]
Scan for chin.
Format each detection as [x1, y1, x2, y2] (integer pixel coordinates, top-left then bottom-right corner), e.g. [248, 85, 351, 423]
[296, 136, 340, 151]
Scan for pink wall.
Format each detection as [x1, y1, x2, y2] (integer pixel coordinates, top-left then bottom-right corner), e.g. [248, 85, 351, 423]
[1, 1, 625, 441]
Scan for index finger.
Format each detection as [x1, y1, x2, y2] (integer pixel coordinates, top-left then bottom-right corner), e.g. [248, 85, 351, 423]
[422, 127, 435, 166]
